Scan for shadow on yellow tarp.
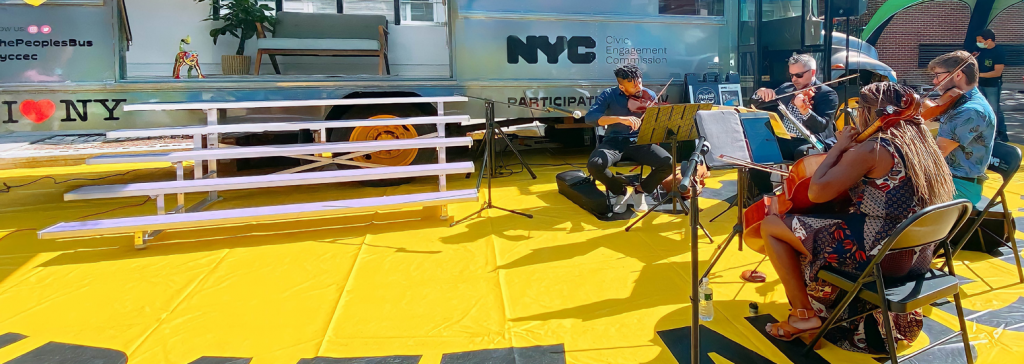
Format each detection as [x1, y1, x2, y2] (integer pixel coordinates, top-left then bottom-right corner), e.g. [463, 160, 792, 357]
[0, 148, 1020, 364]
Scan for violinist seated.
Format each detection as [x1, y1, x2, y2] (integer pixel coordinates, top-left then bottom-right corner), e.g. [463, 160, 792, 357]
[585, 64, 675, 213]
[927, 50, 998, 206]
[753, 82, 956, 354]
[748, 54, 839, 204]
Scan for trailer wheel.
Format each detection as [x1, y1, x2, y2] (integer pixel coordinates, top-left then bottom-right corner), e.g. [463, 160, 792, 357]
[329, 104, 437, 187]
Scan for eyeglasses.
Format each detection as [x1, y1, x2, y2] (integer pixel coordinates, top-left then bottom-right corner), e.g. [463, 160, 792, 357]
[932, 71, 951, 79]
[790, 70, 811, 79]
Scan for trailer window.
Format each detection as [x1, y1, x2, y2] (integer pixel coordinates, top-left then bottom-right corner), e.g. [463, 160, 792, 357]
[659, 0, 724, 16]
[264, 0, 339, 13]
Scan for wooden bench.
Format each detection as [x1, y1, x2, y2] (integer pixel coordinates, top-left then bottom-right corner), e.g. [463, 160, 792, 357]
[253, 12, 390, 76]
[38, 96, 474, 248]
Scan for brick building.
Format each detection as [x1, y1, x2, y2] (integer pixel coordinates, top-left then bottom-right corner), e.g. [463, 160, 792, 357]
[857, 0, 1023, 87]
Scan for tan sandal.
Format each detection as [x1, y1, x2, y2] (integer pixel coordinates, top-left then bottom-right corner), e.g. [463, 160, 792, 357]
[766, 309, 821, 342]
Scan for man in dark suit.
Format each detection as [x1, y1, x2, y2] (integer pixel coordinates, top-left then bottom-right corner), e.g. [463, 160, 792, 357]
[748, 54, 840, 203]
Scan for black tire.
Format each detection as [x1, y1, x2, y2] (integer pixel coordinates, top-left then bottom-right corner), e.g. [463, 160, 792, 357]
[328, 104, 437, 187]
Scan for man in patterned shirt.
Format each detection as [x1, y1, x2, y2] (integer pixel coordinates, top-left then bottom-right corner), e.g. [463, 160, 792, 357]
[928, 50, 997, 205]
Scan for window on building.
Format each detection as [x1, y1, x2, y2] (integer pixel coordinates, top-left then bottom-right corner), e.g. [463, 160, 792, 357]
[400, 0, 445, 24]
[659, 0, 725, 16]
[343, 0, 396, 23]
[255, 0, 338, 13]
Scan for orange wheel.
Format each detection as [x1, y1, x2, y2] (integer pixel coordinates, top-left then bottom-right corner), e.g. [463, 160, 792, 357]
[347, 115, 420, 167]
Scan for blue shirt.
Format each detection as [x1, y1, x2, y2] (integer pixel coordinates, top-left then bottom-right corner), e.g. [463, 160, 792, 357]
[937, 87, 997, 179]
[585, 86, 657, 139]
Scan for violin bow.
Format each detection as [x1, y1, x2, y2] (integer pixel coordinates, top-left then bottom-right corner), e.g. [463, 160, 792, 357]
[752, 74, 858, 108]
[921, 51, 980, 100]
[718, 154, 791, 176]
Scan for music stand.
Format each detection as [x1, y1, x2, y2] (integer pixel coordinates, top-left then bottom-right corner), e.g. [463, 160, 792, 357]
[693, 109, 768, 283]
[624, 103, 713, 239]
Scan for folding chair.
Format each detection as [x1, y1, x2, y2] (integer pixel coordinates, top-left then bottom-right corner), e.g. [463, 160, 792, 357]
[950, 141, 1023, 282]
[803, 199, 975, 364]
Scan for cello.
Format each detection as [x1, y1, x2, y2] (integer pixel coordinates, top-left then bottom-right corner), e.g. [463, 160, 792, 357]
[727, 91, 923, 254]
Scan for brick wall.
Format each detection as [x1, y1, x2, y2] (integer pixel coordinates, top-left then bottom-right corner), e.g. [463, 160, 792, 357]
[872, 0, 971, 86]
[988, 2, 1024, 86]
[859, 0, 1024, 87]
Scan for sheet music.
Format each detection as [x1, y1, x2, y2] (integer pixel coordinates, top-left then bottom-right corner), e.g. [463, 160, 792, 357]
[635, 103, 711, 145]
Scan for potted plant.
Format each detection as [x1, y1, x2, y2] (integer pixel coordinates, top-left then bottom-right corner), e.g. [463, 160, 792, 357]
[195, 0, 276, 75]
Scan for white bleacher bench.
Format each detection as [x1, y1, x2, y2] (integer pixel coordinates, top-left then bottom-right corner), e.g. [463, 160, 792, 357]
[64, 162, 475, 200]
[40, 190, 479, 241]
[38, 96, 477, 249]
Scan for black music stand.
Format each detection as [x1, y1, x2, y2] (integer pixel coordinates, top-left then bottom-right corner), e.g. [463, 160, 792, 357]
[624, 104, 712, 241]
[695, 110, 772, 283]
[451, 101, 534, 227]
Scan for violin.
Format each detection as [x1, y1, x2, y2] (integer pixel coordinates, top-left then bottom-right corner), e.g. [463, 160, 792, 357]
[919, 52, 978, 121]
[627, 78, 673, 113]
[730, 91, 922, 254]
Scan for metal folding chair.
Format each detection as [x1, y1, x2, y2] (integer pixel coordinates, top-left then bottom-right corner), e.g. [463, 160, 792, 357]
[803, 199, 975, 364]
[950, 141, 1023, 282]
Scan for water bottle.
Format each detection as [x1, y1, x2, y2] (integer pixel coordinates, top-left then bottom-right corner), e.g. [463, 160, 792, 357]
[699, 277, 714, 321]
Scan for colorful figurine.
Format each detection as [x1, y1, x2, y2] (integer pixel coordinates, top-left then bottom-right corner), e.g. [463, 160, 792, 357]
[173, 36, 204, 79]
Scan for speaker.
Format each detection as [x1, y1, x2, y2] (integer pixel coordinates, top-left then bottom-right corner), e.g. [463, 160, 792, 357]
[831, 0, 867, 17]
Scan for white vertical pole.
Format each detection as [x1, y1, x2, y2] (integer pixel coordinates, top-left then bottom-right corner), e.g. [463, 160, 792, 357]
[175, 162, 185, 211]
[205, 109, 220, 202]
[192, 133, 203, 180]
[437, 101, 448, 220]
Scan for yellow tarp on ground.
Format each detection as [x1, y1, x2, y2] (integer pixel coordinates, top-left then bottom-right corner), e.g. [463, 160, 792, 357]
[0, 150, 1021, 364]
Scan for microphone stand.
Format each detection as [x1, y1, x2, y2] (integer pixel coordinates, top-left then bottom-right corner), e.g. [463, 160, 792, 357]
[684, 138, 711, 364]
[451, 100, 534, 227]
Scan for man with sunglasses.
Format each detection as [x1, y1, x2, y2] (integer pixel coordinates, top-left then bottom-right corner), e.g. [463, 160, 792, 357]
[746, 54, 839, 204]
[928, 50, 996, 205]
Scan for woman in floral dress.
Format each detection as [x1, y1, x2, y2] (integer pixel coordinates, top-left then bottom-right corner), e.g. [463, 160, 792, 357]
[755, 82, 956, 354]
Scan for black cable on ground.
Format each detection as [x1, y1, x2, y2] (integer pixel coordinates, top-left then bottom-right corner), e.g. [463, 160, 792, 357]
[0, 167, 167, 194]
[0, 166, 171, 242]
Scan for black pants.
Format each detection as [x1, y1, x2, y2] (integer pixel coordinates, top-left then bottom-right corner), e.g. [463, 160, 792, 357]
[748, 137, 816, 203]
[587, 137, 674, 196]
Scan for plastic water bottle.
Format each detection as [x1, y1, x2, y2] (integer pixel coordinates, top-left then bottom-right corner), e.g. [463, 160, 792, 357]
[699, 277, 714, 321]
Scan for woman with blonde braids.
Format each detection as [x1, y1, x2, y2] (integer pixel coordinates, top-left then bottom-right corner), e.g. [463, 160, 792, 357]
[755, 82, 955, 354]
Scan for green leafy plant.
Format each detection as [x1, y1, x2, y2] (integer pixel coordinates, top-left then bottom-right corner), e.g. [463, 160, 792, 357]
[195, 0, 276, 56]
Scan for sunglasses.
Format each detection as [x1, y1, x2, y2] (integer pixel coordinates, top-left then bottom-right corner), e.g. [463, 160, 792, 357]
[790, 70, 811, 79]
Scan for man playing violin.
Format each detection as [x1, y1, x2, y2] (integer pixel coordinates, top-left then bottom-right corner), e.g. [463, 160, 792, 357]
[928, 50, 997, 205]
[748, 54, 840, 203]
[585, 64, 675, 213]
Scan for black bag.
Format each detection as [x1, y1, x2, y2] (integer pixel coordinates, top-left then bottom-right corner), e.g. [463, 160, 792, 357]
[950, 209, 1017, 254]
[556, 170, 610, 217]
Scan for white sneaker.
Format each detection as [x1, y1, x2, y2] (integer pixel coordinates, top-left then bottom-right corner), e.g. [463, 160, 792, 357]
[632, 187, 651, 212]
[636, 186, 674, 213]
[610, 190, 631, 214]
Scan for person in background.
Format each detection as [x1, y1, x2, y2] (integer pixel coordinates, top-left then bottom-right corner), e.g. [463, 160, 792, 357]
[929, 50, 997, 205]
[976, 28, 1007, 142]
[585, 64, 674, 213]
